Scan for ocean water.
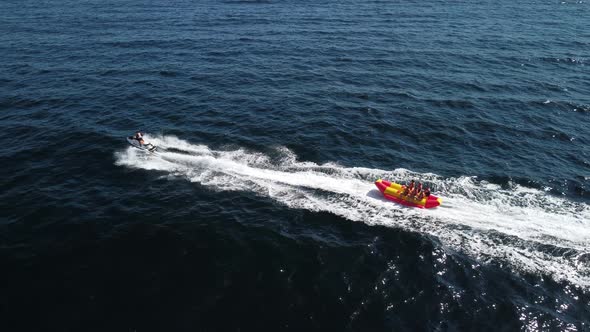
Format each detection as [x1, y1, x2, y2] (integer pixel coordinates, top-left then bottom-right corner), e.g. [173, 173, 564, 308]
[1, 0, 589, 330]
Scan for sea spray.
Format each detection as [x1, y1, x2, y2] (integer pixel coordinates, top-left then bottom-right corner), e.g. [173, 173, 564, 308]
[116, 134, 590, 287]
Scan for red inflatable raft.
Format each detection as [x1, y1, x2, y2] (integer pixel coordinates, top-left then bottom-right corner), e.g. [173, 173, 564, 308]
[375, 179, 442, 209]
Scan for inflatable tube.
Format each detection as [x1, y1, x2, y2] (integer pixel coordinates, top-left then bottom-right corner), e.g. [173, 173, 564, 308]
[375, 179, 441, 208]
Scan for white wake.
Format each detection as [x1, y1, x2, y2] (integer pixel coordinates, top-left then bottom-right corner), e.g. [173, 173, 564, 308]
[115, 135, 590, 287]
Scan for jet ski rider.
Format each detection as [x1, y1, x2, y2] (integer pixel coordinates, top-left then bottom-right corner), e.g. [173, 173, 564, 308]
[133, 131, 145, 145]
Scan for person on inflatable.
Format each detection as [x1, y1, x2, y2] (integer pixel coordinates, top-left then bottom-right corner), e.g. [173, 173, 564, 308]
[133, 131, 145, 145]
[417, 187, 431, 200]
[408, 181, 419, 197]
[402, 180, 415, 196]
[413, 183, 423, 199]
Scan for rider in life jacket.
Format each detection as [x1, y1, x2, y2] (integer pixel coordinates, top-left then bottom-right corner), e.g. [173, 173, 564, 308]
[402, 179, 415, 196]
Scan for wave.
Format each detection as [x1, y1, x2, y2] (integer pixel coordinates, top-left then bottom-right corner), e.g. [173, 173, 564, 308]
[115, 135, 590, 287]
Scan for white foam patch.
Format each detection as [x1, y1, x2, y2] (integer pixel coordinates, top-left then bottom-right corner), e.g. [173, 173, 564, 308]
[115, 135, 590, 287]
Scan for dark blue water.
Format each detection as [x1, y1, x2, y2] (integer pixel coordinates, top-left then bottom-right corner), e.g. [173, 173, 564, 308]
[1, 0, 589, 330]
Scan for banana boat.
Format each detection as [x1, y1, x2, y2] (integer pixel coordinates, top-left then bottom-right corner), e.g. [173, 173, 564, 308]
[375, 179, 442, 208]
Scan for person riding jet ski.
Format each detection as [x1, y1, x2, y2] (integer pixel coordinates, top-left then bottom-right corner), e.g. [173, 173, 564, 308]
[133, 131, 145, 145]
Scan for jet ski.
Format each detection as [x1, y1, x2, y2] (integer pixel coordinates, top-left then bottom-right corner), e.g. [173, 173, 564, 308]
[126, 136, 157, 152]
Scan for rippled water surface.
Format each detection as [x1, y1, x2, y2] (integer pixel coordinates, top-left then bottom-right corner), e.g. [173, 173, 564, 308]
[1, 0, 589, 330]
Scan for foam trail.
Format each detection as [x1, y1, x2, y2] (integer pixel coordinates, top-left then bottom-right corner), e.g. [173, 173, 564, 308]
[115, 135, 590, 287]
